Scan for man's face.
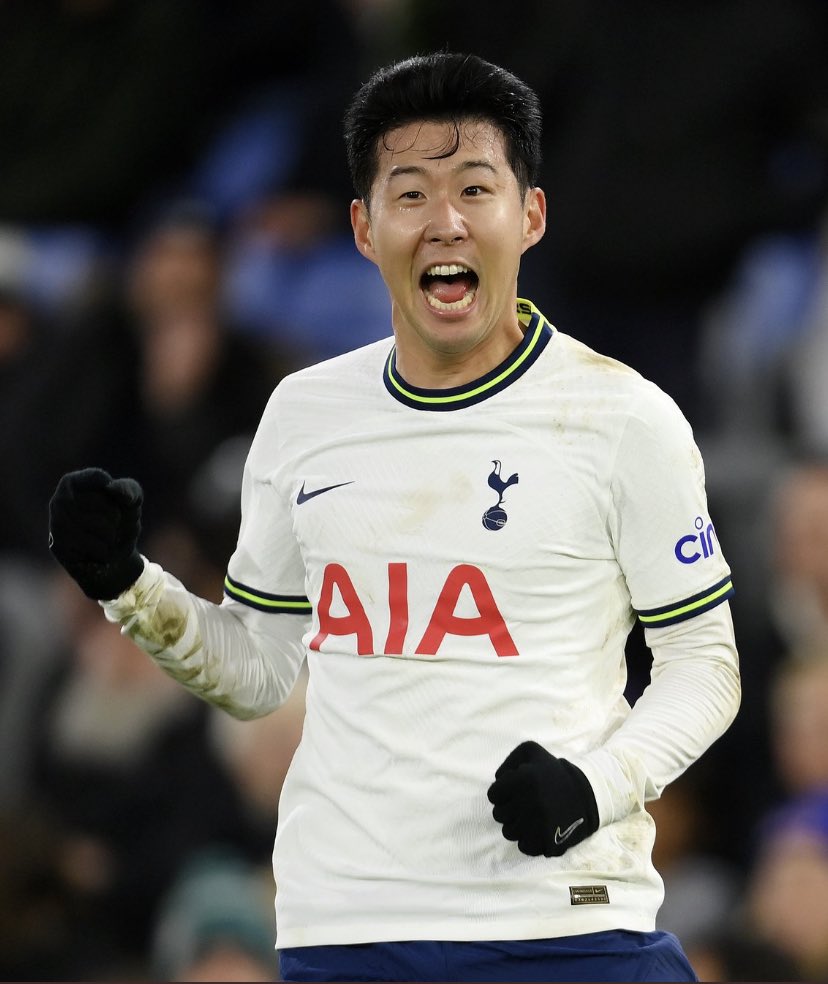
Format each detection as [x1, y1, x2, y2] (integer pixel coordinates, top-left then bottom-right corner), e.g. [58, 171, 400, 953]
[351, 120, 545, 379]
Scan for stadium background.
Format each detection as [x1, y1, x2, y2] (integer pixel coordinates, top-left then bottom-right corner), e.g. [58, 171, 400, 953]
[2, 1, 828, 979]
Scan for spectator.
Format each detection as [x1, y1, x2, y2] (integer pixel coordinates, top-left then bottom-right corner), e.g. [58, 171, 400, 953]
[151, 850, 277, 982]
[647, 768, 741, 947]
[788, 228, 828, 455]
[744, 790, 828, 980]
[0, 809, 98, 980]
[768, 648, 828, 795]
[0, 201, 290, 558]
[28, 533, 267, 972]
[770, 464, 828, 649]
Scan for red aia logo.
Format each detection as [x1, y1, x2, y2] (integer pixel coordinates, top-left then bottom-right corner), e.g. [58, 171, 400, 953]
[310, 562, 519, 657]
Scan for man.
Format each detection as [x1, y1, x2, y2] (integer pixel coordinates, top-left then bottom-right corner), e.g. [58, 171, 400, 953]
[48, 53, 740, 982]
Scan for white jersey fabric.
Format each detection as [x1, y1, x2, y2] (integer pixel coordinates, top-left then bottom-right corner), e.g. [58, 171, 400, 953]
[103, 299, 739, 948]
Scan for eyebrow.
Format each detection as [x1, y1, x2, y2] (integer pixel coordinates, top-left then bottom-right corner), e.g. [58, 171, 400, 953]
[387, 160, 499, 180]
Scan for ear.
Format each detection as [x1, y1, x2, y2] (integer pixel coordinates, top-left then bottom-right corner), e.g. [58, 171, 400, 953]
[351, 199, 376, 264]
[521, 187, 546, 254]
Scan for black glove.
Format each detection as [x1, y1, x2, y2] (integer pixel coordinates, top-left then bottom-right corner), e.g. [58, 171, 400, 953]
[487, 740, 599, 857]
[48, 467, 145, 600]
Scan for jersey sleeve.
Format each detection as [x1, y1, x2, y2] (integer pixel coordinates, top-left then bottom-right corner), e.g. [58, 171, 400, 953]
[573, 602, 740, 823]
[569, 386, 741, 826]
[99, 388, 312, 719]
[223, 389, 311, 620]
[607, 383, 734, 627]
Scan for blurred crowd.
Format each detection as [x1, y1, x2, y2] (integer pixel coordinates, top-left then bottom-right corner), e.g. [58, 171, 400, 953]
[3, 0, 828, 979]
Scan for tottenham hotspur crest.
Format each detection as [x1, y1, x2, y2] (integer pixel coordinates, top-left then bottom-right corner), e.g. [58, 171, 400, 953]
[482, 460, 519, 531]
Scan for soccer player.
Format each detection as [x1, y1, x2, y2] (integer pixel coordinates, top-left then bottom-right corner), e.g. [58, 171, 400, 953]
[48, 53, 740, 983]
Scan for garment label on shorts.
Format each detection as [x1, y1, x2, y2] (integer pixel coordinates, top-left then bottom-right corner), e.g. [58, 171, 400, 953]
[569, 885, 610, 905]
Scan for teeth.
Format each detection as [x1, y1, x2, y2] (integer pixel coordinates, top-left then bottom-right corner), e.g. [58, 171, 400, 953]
[425, 263, 473, 277]
[426, 288, 477, 312]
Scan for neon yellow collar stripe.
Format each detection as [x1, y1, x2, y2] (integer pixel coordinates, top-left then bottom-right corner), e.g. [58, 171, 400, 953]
[385, 299, 551, 406]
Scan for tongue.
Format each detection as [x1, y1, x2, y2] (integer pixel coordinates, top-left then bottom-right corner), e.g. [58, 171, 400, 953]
[428, 275, 474, 304]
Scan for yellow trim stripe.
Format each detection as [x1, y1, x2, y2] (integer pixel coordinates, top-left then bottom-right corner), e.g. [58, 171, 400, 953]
[224, 576, 311, 612]
[385, 299, 547, 405]
[638, 578, 733, 625]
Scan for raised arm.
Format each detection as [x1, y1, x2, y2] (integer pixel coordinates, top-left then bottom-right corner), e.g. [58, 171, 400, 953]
[48, 468, 306, 719]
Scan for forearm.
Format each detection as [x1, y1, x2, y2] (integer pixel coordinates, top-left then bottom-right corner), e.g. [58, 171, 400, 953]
[574, 604, 740, 825]
[100, 559, 306, 719]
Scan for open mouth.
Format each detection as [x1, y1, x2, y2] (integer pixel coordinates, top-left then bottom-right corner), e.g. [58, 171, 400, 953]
[420, 263, 479, 312]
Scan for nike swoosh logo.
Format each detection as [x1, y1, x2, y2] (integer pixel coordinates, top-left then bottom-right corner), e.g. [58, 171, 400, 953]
[296, 481, 354, 505]
[554, 817, 585, 845]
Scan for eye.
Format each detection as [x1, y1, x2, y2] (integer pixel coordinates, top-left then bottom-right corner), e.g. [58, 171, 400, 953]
[401, 190, 423, 201]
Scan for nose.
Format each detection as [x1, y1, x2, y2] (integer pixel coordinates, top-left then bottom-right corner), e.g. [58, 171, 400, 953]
[426, 196, 467, 244]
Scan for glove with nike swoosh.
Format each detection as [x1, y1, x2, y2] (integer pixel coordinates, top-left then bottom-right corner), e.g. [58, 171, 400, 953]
[487, 740, 599, 857]
[48, 467, 145, 601]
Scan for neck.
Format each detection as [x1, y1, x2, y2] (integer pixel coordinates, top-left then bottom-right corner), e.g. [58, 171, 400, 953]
[392, 312, 525, 390]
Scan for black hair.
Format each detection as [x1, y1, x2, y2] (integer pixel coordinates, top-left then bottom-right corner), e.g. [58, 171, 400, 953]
[344, 52, 542, 205]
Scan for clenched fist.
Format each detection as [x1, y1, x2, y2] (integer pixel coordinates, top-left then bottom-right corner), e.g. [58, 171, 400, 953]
[49, 467, 145, 600]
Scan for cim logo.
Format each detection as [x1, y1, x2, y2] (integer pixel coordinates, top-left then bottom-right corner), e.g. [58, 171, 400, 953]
[675, 517, 719, 565]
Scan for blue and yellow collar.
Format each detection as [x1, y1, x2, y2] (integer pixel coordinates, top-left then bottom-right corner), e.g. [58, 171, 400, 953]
[383, 299, 554, 411]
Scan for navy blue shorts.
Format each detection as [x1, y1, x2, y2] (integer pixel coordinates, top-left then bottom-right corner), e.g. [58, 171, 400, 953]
[279, 929, 698, 982]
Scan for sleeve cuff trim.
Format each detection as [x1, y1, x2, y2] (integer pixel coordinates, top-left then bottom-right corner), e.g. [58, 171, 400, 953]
[224, 574, 311, 614]
[636, 575, 734, 627]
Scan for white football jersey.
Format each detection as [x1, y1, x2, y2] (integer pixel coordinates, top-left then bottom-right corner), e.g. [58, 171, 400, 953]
[220, 299, 736, 946]
[105, 300, 738, 948]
